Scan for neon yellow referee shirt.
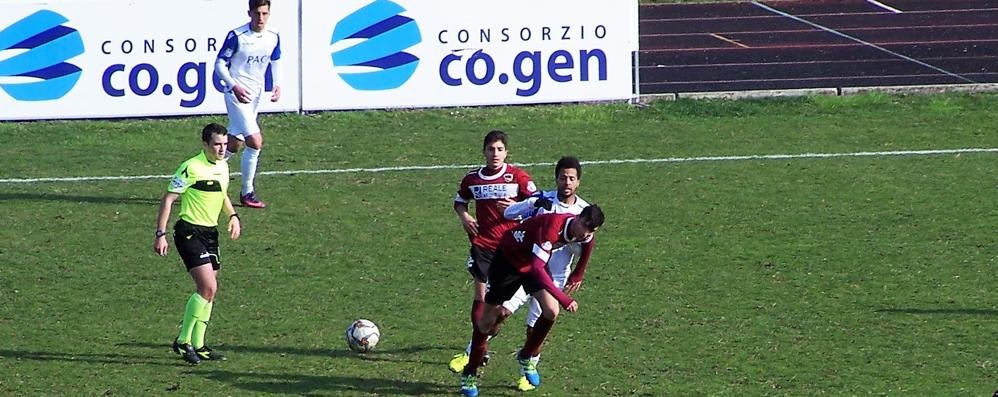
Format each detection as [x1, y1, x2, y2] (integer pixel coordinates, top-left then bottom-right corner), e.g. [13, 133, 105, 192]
[167, 151, 229, 227]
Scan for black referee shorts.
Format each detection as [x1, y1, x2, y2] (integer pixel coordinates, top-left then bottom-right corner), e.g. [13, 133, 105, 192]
[173, 219, 221, 271]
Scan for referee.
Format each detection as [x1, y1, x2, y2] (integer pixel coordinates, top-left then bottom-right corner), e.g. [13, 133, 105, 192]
[154, 123, 241, 364]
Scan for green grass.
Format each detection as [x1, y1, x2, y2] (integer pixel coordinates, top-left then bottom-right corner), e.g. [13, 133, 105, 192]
[1, 93, 996, 396]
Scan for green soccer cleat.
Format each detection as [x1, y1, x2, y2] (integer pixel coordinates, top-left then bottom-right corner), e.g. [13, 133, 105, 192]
[460, 373, 479, 397]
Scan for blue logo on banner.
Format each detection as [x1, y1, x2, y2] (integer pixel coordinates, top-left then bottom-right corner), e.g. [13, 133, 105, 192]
[331, 0, 420, 90]
[0, 10, 84, 101]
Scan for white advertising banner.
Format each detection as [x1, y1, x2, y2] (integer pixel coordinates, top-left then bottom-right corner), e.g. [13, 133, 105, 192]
[300, 0, 637, 110]
[0, 0, 301, 120]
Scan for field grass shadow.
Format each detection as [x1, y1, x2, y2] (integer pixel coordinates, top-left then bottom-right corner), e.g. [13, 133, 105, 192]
[198, 371, 454, 396]
[0, 192, 160, 205]
[120, 342, 451, 365]
[875, 308, 998, 316]
[199, 369, 451, 395]
[0, 348, 177, 366]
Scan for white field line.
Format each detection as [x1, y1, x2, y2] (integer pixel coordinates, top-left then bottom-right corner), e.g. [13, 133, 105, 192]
[1, 148, 996, 185]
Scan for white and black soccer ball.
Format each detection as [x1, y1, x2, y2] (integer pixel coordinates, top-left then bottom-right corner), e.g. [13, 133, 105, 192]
[345, 319, 380, 353]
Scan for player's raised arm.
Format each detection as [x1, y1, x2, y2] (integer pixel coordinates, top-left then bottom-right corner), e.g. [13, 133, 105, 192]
[503, 195, 546, 221]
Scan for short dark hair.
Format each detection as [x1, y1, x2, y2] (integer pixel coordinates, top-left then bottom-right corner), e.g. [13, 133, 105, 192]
[249, 0, 271, 10]
[578, 204, 604, 230]
[556, 156, 582, 179]
[201, 123, 227, 142]
[482, 130, 508, 151]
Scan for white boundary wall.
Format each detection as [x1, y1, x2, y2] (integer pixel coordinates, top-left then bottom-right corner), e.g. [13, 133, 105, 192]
[0, 0, 637, 120]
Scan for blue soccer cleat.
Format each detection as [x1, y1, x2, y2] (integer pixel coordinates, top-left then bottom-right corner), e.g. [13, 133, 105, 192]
[460, 373, 479, 397]
[517, 352, 540, 387]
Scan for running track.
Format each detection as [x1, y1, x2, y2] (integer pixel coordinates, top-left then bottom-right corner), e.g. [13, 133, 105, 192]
[638, 0, 998, 94]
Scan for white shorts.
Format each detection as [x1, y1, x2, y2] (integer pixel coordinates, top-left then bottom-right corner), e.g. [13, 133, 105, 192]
[224, 90, 262, 140]
[501, 287, 529, 314]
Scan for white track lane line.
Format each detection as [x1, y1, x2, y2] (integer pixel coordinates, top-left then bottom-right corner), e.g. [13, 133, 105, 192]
[751, 1, 976, 83]
[867, 0, 903, 14]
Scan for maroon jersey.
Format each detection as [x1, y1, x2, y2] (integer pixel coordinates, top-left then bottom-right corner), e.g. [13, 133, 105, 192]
[455, 164, 537, 250]
[497, 213, 578, 308]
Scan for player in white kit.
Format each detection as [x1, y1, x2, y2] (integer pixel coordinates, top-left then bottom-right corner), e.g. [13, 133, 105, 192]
[214, 0, 282, 209]
[502, 156, 595, 390]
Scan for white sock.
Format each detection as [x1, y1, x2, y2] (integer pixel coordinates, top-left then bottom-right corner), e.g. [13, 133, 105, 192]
[241, 147, 260, 195]
[224, 150, 234, 161]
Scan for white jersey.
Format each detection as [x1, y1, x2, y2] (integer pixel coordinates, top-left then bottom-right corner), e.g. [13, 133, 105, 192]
[504, 190, 590, 279]
[500, 190, 592, 328]
[216, 23, 281, 97]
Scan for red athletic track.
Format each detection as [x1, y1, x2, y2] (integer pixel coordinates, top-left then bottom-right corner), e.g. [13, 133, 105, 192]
[638, 0, 998, 94]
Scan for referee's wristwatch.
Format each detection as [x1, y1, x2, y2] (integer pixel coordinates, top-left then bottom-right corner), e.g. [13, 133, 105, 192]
[155, 230, 167, 238]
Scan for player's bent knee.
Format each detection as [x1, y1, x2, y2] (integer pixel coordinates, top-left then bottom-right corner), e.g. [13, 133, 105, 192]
[246, 133, 263, 149]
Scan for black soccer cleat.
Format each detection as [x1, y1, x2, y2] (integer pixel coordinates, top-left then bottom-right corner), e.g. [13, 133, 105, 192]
[195, 346, 226, 361]
[173, 339, 201, 365]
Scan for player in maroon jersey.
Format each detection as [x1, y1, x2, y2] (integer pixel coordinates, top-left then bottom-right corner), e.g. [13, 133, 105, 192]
[450, 130, 538, 372]
[459, 205, 605, 397]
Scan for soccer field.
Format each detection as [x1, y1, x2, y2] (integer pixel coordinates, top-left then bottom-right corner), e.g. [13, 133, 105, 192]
[0, 93, 995, 396]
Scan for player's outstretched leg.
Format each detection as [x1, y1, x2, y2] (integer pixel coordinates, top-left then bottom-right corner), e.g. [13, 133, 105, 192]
[460, 317, 491, 396]
[450, 338, 496, 373]
[456, 305, 513, 372]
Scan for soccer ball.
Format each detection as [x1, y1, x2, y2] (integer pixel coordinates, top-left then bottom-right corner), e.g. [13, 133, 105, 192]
[345, 319, 380, 353]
